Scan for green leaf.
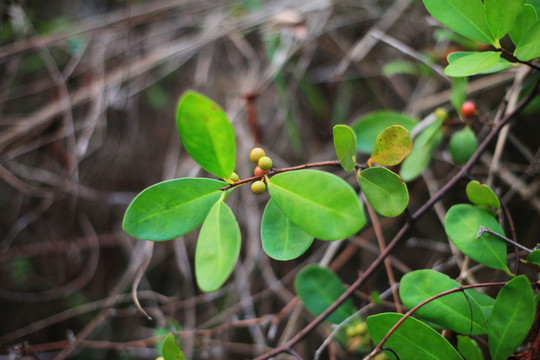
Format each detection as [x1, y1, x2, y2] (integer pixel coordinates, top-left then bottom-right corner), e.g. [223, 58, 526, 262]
[510, 4, 538, 45]
[294, 264, 357, 324]
[445, 204, 508, 271]
[267, 170, 366, 241]
[527, 0, 540, 14]
[469, 289, 495, 320]
[176, 91, 236, 179]
[526, 249, 540, 266]
[449, 126, 478, 164]
[466, 180, 501, 208]
[382, 61, 419, 77]
[485, 0, 525, 41]
[399, 119, 443, 182]
[399, 269, 488, 335]
[367, 313, 463, 360]
[358, 167, 409, 217]
[422, 0, 495, 45]
[123, 178, 225, 241]
[445, 51, 501, 77]
[451, 77, 468, 116]
[333, 124, 357, 172]
[195, 199, 241, 292]
[515, 20, 540, 61]
[458, 335, 484, 360]
[448, 52, 513, 74]
[261, 199, 314, 260]
[488, 275, 535, 360]
[162, 333, 186, 360]
[352, 111, 418, 154]
[370, 125, 412, 166]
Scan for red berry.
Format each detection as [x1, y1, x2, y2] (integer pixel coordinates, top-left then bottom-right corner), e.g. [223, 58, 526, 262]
[254, 166, 269, 177]
[461, 101, 477, 118]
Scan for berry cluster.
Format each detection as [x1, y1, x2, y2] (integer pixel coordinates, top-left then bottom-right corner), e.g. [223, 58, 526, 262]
[249, 147, 272, 194]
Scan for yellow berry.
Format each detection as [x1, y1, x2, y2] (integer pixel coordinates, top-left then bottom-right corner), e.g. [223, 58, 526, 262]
[249, 147, 266, 163]
[251, 180, 266, 194]
[355, 322, 368, 336]
[229, 172, 239, 182]
[434, 107, 448, 120]
[258, 156, 273, 170]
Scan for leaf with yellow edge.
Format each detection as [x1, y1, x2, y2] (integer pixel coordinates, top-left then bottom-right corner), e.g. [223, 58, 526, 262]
[369, 125, 412, 166]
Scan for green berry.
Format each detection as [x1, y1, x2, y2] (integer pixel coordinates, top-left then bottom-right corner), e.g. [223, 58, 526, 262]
[251, 180, 266, 194]
[434, 107, 448, 120]
[228, 172, 239, 182]
[250, 147, 266, 163]
[258, 156, 273, 170]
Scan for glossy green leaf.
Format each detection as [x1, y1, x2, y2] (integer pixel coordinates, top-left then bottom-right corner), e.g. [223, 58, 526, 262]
[123, 178, 225, 241]
[510, 4, 538, 45]
[526, 249, 540, 266]
[399, 269, 488, 335]
[400, 119, 443, 182]
[422, 0, 495, 45]
[458, 335, 484, 360]
[295, 264, 357, 324]
[466, 180, 500, 208]
[515, 20, 540, 61]
[449, 126, 478, 165]
[333, 124, 357, 172]
[370, 125, 412, 166]
[358, 167, 408, 217]
[445, 204, 508, 271]
[447, 52, 513, 74]
[176, 91, 236, 179]
[352, 111, 418, 154]
[267, 170, 366, 241]
[261, 199, 314, 261]
[469, 289, 495, 320]
[367, 313, 463, 360]
[488, 275, 535, 360]
[195, 199, 241, 292]
[162, 333, 186, 360]
[451, 77, 468, 115]
[445, 51, 501, 77]
[485, 0, 525, 41]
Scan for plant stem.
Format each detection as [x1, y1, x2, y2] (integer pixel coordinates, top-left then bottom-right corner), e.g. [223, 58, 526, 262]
[477, 226, 532, 253]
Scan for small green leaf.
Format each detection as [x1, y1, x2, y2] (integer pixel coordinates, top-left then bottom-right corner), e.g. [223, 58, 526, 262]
[449, 126, 478, 164]
[445, 51, 501, 77]
[400, 119, 443, 182]
[448, 52, 513, 74]
[123, 178, 225, 241]
[261, 199, 314, 261]
[370, 125, 412, 166]
[515, 20, 540, 61]
[267, 170, 366, 241]
[333, 124, 357, 172]
[451, 76, 468, 116]
[176, 91, 236, 179]
[367, 313, 463, 360]
[466, 180, 501, 208]
[352, 111, 418, 154]
[195, 199, 241, 292]
[526, 249, 540, 266]
[458, 335, 484, 360]
[382, 60, 419, 77]
[488, 275, 535, 360]
[399, 269, 489, 335]
[445, 204, 508, 271]
[358, 167, 409, 217]
[422, 0, 496, 45]
[485, 0, 525, 41]
[295, 264, 357, 324]
[162, 333, 186, 360]
[509, 4, 538, 45]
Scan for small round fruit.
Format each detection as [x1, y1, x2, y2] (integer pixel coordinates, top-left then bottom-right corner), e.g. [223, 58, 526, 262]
[254, 166, 269, 177]
[461, 101, 477, 118]
[251, 180, 266, 194]
[249, 147, 266, 163]
[258, 156, 273, 170]
[229, 172, 239, 182]
[434, 107, 448, 120]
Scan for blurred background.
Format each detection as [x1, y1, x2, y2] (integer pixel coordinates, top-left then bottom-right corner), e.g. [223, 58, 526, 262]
[1, 0, 539, 359]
